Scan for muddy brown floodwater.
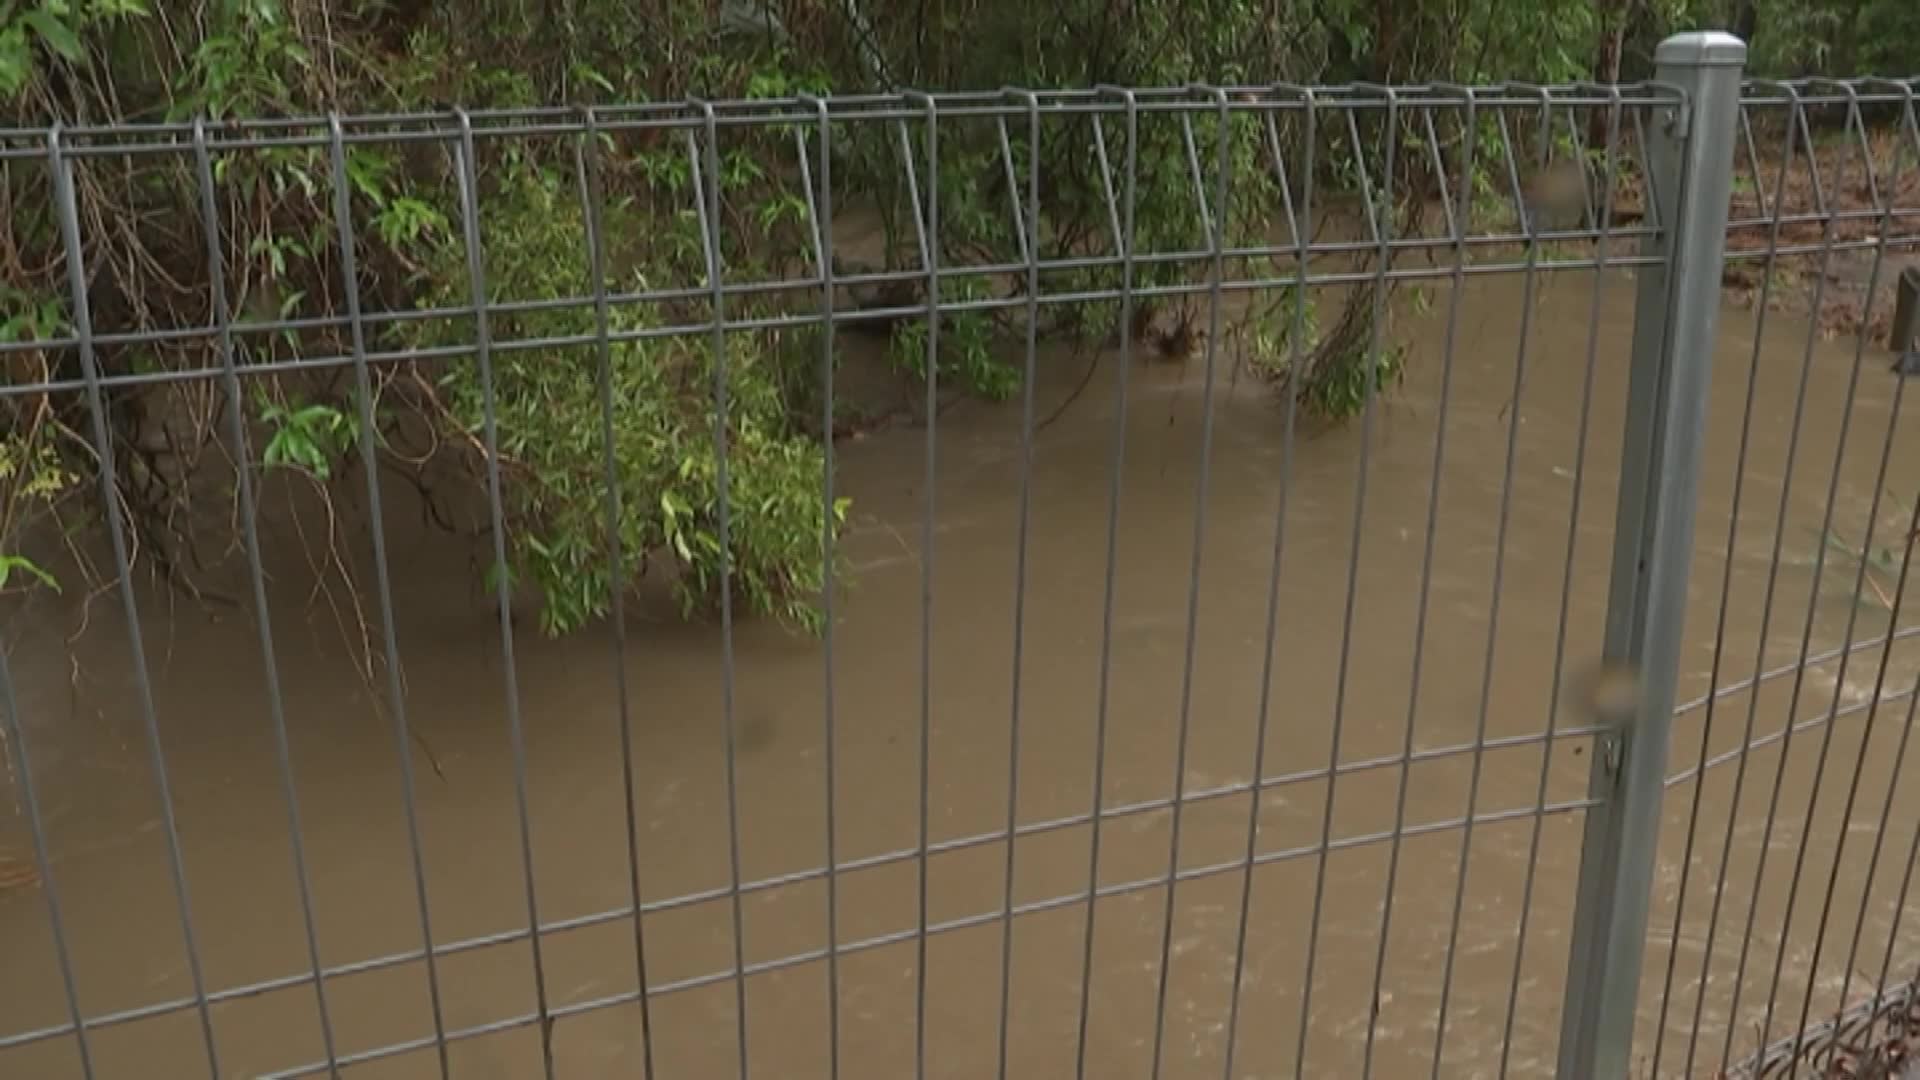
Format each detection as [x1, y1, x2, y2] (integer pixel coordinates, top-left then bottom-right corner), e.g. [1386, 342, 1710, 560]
[6, 268, 1920, 1079]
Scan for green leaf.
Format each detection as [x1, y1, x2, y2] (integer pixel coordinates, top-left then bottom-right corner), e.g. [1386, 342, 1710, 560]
[0, 553, 61, 593]
[572, 62, 613, 94]
[0, 27, 33, 97]
[22, 10, 84, 62]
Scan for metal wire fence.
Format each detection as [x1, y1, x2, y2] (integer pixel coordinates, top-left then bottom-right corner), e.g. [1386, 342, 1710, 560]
[1647, 70, 1920, 1080]
[0, 28, 1918, 1080]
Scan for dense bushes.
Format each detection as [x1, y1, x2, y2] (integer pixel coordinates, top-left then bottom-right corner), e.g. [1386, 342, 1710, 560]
[398, 157, 841, 634]
[2, 0, 1914, 634]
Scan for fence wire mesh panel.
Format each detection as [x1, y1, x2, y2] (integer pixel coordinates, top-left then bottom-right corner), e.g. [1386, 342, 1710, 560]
[1643, 77, 1920, 1079]
[0, 34, 1912, 1080]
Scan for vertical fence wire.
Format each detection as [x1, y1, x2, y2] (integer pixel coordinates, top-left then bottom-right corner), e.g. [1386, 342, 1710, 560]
[1220, 86, 1311, 1080]
[1366, 79, 1453, 1080]
[993, 87, 1041, 1080]
[1297, 94, 1395, 1080]
[686, 104, 754, 1078]
[1439, 91, 1550, 1065]
[192, 118, 341, 1079]
[1074, 84, 1136, 1080]
[0, 613, 91, 1077]
[794, 89, 843, 1079]
[325, 111, 452, 1080]
[1425, 85, 1482, 1078]
[1413, 89, 1542, 1077]
[910, 91, 939, 1080]
[1874, 710, 1920, 1003]
[49, 126, 222, 1078]
[451, 109, 556, 1078]
[1147, 84, 1230, 1080]
[1497, 88, 1626, 1080]
[573, 105, 658, 1078]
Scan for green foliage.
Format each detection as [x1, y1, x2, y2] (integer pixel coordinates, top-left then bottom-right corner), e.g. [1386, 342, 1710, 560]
[1242, 290, 1322, 384]
[0, 434, 75, 504]
[397, 158, 840, 637]
[0, 288, 63, 346]
[851, 95, 1282, 404]
[1300, 341, 1409, 420]
[10, 0, 1919, 642]
[0, 0, 146, 98]
[0, 433, 75, 596]
[1241, 288, 1407, 421]
[173, 0, 311, 118]
[888, 279, 1017, 401]
[259, 395, 358, 479]
[1734, 0, 1920, 77]
[0, 292, 76, 598]
[1241, 278, 1420, 420]
[0, 552, 59, 592]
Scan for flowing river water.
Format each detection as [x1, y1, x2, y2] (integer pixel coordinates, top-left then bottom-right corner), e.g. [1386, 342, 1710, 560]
[6, 265, 1920, 1078]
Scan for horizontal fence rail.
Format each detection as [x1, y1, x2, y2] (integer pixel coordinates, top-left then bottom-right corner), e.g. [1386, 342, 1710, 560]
[1, 45, 1919, 1080]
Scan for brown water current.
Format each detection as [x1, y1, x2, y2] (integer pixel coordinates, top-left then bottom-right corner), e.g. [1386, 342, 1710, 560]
[7, 267, 1920, 1078]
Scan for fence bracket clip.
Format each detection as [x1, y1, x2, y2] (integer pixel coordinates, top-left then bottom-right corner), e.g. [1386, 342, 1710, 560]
[1662, 102, 1692, 138]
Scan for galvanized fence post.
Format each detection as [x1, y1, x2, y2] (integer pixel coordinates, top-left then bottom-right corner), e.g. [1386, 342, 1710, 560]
[1556, 30, 1747, 1080]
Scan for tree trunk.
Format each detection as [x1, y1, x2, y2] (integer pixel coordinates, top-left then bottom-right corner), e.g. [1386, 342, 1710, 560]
[1587, 0, 1630, 149]
[1372, 0, 1400, 81]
